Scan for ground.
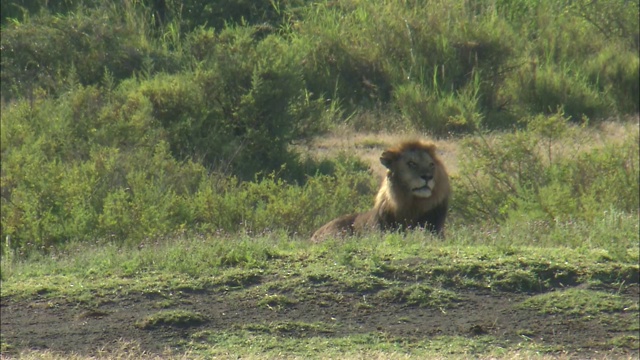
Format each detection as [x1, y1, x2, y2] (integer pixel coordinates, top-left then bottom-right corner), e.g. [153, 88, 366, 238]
[2, 282, 638, 358]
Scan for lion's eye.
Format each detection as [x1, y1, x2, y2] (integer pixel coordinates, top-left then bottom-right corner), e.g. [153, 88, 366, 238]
[429, 163, 435, 169]
[407, 161, 417, 168]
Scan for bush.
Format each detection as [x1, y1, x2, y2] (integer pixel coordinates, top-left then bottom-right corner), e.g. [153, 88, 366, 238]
[3, 0, 638, 128]
[0, 6, 180, 101]
[1, 87, 373, 250]
[453, 111, 639, 224]
[584, 47, 640, 114]
[168, 0, 307, 32]
[143, 27, 332, 179]
[294, 0, 515, 126]
[506, 62, 613, 121]
[393, 78, 484, 135]
[188, 157, 376, 236]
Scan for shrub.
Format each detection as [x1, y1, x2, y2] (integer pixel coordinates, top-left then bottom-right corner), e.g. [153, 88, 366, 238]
[151, 0, 307, 33]
[393, 77, 484, 135]
[188, 155, 376, 236]
[1, 87, 374, 251]
[294, 0, 515, 126]
[148, 27, 332, 179]
[583, 47, 640, 114]
[0, 6, 179, 101]
[513, 62, 613, 121]
[453, 111, 639, 224]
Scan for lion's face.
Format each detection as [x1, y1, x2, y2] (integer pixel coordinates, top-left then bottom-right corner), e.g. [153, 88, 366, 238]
[381, 146, 438, 199]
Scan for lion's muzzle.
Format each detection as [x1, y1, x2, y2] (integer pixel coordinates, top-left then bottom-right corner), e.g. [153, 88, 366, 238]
[412, 179, 436, 198]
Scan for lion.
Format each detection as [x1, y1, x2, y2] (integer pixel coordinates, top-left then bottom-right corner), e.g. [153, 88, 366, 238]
[311, 140, 450, 242]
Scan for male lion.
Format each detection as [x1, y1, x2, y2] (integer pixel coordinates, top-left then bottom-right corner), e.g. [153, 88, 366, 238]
[311, 140, 450, 242]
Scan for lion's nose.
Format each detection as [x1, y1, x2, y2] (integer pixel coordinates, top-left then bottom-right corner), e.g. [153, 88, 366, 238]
[421, 174, 433, 181]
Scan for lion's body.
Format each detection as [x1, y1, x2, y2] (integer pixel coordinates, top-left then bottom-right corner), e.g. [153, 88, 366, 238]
[311, 140, 450, 242]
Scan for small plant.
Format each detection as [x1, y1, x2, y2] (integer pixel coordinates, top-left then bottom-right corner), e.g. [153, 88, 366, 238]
[135, 310, 207, 329]
[242, 321, 335, 335]
[376, 284, 459, 308]
[518, 288, 636, 316]
[257, 294, 297, 311]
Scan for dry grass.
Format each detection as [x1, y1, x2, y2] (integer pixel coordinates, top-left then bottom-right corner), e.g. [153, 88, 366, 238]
[543, 117, 639, 162]
[5, 348, 637, 360]
[298, 126, 462, 178]
[298, 117, 639, 179]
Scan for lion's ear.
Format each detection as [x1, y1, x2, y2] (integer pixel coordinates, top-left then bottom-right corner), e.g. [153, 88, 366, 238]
[380, 150, 398, 169]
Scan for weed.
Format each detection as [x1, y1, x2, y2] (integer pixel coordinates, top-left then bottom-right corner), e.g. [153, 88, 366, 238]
[518, 288, 636, 316]
[257, 294, 297, 311]
[135, 310, 207, 329]
[376, 284, 460, 308]
[152, 299, 176, 309]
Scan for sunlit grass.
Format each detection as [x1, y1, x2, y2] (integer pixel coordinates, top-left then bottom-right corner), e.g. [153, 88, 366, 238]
[519, 288, 638, 316]
[6, 337, 638, 360]
[2, 216, 638, 301]
[2, 222, 637, 358]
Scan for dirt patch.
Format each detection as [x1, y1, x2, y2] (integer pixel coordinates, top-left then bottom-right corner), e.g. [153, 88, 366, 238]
[2, 284, 638, 357]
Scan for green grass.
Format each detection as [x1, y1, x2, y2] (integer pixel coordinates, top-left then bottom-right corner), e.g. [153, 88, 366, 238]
[519, 288, 638, 316]
[376, 284, 460, 308]
[2, 221, 637, 309]
[237, 321, 336, 335]
[257, 293, 298, 310]
[186, 332, 534, 358]
[1, 222, 637, 358]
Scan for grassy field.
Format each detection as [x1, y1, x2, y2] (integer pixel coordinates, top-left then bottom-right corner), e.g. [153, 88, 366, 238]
[2, 223, 639, 359]
[2, 125, 639, 359]
[1, 0, 639, 358]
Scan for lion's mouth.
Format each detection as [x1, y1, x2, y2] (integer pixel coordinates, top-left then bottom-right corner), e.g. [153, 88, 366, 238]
[413, 179, 435, 191]
[412, 179, 435, 198]
[412, 185, 432, 198]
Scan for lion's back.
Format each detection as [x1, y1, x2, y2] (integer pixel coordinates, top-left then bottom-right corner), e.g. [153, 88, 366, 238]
[310, 210, 378, 243]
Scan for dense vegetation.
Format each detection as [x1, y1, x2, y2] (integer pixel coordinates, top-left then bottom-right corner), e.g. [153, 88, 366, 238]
[1, 0, 638, 254]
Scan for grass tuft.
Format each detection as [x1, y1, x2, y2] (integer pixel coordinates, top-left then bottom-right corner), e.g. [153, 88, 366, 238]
[518, 288, 637, 316]
[135, 310, 207, 329]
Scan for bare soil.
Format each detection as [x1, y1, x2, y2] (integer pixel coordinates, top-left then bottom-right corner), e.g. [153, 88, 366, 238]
[2, 283, 638, 358]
